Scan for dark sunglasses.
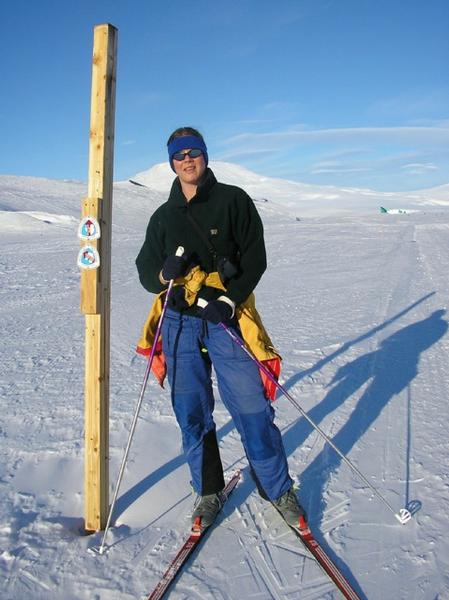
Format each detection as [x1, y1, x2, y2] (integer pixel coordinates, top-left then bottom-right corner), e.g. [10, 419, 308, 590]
[172, 148, 203, 161]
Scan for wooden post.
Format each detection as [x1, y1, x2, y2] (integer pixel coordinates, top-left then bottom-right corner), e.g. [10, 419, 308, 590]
[80, 23, 118, 532]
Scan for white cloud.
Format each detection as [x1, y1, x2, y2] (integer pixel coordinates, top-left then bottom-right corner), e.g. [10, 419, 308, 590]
[223, 125, 449, 150]
[401, 162, 439, 174]
[311, 165, 372, 175]
[212, 123, 449, 189]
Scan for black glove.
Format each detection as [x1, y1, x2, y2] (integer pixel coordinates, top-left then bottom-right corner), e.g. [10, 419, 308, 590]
[201, 299, 234, 324]
[161, 254, 187, 281]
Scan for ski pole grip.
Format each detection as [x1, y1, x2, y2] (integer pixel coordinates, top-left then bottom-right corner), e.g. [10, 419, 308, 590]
[175, 246, 184, 257]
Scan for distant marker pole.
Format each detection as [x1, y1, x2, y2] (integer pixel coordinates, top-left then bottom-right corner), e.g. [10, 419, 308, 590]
[79, 23, 118, 533]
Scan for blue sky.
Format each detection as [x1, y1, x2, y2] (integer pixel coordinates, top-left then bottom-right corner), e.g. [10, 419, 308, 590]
[1, 0, 448, 191]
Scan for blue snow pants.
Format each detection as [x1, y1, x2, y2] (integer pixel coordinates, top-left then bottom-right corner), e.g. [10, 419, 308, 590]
[161, 309, 293, 500]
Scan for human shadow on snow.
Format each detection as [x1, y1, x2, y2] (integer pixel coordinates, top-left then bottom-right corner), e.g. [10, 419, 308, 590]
[282, 309, 447, 520]
[275, 307, 447, 599]
[281, 292, 435, 393]
[279, 309, 446, 596]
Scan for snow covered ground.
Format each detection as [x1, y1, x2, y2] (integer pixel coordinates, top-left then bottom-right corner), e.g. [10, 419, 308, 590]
[1, 164, 449, 599]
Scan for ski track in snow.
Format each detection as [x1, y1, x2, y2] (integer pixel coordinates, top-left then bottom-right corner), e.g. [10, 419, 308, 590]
[0, 173, 449, 599]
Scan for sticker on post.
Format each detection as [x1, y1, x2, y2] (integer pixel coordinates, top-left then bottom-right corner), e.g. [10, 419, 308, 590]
[78, 216, 101, 240]
[78, 245, 100, 269]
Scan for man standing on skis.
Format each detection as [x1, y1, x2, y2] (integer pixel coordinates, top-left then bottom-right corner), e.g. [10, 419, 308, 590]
[136, 126, 305, 529]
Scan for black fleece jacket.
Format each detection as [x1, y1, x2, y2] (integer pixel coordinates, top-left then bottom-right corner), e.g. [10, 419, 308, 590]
[135, 169, 267, 306]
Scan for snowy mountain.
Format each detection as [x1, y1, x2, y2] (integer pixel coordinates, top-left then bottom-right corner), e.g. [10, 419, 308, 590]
[1, 168, 449, 599]
[132, 160, 449, 217]
[1, 162, 447, 230]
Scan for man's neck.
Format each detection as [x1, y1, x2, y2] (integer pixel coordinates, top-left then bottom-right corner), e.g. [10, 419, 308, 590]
[181, 181, 198, 202]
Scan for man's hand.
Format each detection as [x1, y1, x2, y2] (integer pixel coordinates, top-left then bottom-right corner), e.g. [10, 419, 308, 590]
[160, 254, 187, 283]
[200, 297, 235, 324]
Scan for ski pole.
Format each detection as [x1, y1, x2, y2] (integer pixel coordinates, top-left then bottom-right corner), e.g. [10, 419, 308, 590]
[210, 314, 411, 525]
[93, 246, 185, 555]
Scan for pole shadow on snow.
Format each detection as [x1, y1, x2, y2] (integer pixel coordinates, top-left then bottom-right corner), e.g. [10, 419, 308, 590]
[112, 419, 235, 521]
[282, 308, 447, 526]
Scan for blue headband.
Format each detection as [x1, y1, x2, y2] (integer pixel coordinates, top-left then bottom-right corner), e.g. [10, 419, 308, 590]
[167, 135, 209, 172]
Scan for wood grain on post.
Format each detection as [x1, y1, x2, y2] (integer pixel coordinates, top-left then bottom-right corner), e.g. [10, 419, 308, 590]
[81, 23, 117, 532]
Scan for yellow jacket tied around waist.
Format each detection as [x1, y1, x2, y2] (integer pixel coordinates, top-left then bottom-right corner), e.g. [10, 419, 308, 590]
[136, 266, 281, 400]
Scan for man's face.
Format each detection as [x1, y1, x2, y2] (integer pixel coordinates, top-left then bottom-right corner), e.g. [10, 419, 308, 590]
[172, 149, 207, 187]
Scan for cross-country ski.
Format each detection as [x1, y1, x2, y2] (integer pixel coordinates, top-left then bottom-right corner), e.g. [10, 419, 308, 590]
[147, 470, 241, 600]
[277, 513, 362, 600]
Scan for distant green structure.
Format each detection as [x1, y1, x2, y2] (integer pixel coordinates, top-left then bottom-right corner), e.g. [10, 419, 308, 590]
[380, 206, 410, 215]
